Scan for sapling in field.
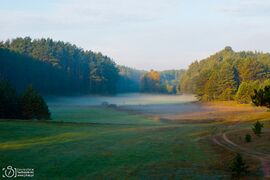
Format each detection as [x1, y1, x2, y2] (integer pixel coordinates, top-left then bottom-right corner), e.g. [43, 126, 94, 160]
[245, 134, 251, 142]
[252, 121, 264, 137]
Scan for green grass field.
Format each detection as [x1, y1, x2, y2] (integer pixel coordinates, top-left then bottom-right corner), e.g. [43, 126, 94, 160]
[0, 119, 228, 179]
[0, 102, 232, 179]
[0, 95, 269, 179]
[50, 106, 156, 125]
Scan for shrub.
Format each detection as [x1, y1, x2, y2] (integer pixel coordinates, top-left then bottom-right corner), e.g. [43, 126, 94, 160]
[252, 86, 270, 108]
[230, 153, 249, 177]
[20, 85, 51, 120]
[245, 134, 251, 142]
[252, 121, 264, 137]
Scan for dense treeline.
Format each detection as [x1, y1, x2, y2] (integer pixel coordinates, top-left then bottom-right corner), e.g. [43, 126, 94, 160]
[140, 69, 185, 94]
[160, 70, 185, 94]
[0, 37, 185, 95]
[0, 37, 119, 94]
[0, 78, 50, 120]
[180, 47, 270, 102]
[0, 48, 70, 94]
[117, 66, 146, 92]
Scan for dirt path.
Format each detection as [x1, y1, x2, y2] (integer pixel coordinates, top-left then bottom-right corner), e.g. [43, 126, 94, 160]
[212, 123, 270, 178]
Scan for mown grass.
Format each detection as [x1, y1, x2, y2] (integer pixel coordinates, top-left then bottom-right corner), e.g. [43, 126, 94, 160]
[0, 100, 269, 179]
[0, 120, 229, 179]
[50, 106, 157, 125]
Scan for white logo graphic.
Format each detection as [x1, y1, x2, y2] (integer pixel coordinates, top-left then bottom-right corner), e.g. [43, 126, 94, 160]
[2, 166, 16, 178]
[2, 165, 34, 178]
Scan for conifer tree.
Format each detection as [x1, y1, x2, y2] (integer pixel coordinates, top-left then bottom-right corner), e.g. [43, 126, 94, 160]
[252, 121, 264, 137]
[20, 85, 50, 120]
[0, 78, 19, 118]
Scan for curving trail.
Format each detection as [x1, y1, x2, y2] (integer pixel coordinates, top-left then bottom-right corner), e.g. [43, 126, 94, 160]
[212, 123, 270, 178]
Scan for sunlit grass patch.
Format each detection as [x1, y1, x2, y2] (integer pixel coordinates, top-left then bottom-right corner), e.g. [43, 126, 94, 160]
[0, 120, 230, 179]
[188, 130, 211, 138]
[0, 132, 89, 150]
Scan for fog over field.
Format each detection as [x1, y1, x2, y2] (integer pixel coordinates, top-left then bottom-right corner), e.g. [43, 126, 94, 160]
[46, 93, 197, 106]
[46, 94, 204, 124]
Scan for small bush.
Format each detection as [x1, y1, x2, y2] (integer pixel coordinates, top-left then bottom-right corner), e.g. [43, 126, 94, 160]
[230, 153, 249, 177]
[252, 121, 264, 137]
[245, 134, 251, 142]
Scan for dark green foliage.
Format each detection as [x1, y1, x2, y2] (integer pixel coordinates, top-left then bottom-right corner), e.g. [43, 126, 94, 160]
[20, 85, 51, 120]
[0, 78, 19, 118]
[117, 66, 146, 93]
[0, 48, 70, 94]
[230, 153, 249, 177]
[252, 121, 264, 137]
[180, 47, 270, 102]
[245, 134, 251, 142]
[88, 53, 119, 94]
[0, 78, 50, 120]
[0, 37, 119, 95]
[252, 86, 270, 108]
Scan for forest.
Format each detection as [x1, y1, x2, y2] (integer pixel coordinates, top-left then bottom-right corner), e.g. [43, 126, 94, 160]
[0, 37, 119, 94]
[0, 37, 183, 95]
[140, 69, 185, 94]
[1, 38, 270, 178]
[2, 38, 270, 100]
[179, 46, 270, 102]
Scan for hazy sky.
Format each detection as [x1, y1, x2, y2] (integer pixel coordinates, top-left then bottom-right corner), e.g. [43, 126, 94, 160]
[1, 0, 270, 70]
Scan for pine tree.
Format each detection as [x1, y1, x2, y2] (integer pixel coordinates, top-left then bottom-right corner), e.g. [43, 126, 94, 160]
[20, 85, 50, 120]
[0, 78, 19, 118]
[252, 121, 264, 137]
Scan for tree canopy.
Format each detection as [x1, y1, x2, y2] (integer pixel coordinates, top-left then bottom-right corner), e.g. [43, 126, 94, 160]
[21, 85, 51, 120]
[140, 69, 185, 94]
[180, 47, 270, 101]
[0, 78, 50, 120]
[0, 37, 119, 95]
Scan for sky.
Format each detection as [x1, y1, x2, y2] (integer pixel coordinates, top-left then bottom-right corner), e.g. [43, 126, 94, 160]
[1, 0, 270, 70]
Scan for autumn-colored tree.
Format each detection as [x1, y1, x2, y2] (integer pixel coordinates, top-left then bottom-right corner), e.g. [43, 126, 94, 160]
[140, 70, 161, 93]
[180, 47, 270, 102]
[238, 58, 267, 82]
[235, 82, 254, 103]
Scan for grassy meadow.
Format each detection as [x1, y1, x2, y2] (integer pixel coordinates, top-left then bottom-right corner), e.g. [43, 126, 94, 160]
[0, 94, 269, 179]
